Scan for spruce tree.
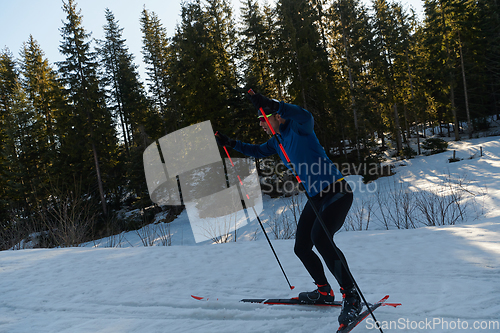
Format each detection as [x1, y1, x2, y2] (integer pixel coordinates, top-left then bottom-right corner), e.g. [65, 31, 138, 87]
[330, 0, 380, 159]
[57, 0, 117, 215]
[240, 0, 274, 93]
[19, 36, 63, 196]
[0, 49, 22, 245]
[238, 0, 277, 144]
[371, 0, 413, 152]
[0, 48, 42, 246]
[274, 0, 339, 146]
[169, 0, 238, 131]
[451, 0, 491, 134]
[479, 0, 500, 116]
[98, 8, 158, 204]
[205, 0, 240, 132]
[423, 0, 460, 139]
[140, 8, 173, 133]
[99, 9, 159, 145]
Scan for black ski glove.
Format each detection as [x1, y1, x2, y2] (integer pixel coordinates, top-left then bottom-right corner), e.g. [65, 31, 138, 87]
[215, 132, 236, 148]
[249, 93, 280, 113]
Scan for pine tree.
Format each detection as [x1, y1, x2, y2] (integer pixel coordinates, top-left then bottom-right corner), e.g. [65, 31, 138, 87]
[423, 0, 460, 139]
[0, 49, 22, 243]
[0, 51, 17, 202]
[169, 0, 238, 131]
[240, 0, 274, 93]
[400, 10, 427, 153]
[19, 36, 63, 196]
[238, 0, 277, 144]
[99, 8, 157, 147]
[330, 0, 379, 159]
[98, 8, 159, 203]
[140, 8, 173, 133]
[275, 0, 324, 107]
[0, 48, 43, 246]
[204, 0, 240, 131]
[274, 0, 339, 147]
[371, 0, 414, 152]
[451, 0, 494, 135]
[478, 0, 500, 116]
[57, 0, 117, 215]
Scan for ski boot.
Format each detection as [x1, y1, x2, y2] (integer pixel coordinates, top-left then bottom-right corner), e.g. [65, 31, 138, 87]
[338, 286, 362, 330]
[298, 283, 335, 304]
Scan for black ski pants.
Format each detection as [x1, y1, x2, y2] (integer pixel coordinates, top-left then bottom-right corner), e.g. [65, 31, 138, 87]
[294, 179, 354, 290]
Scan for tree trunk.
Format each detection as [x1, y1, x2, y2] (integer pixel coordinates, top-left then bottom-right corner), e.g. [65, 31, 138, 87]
[393, 103, 403, 152]
[340, 10, 361, 162]
[92, 142, 107, 215]
[439, 0, 460, 140]
[405, 51, 420, 154]
[458, 31, 472, 139]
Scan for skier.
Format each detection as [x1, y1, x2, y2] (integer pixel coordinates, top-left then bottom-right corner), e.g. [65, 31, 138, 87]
[215, 92, 362, 329]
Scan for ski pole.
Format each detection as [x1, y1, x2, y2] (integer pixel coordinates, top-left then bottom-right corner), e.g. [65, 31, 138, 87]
[248, 89, 383, 333]
[215, 131, 295, 291]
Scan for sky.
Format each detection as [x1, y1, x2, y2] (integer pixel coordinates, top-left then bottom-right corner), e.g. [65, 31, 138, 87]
[0, 0, 424, 81]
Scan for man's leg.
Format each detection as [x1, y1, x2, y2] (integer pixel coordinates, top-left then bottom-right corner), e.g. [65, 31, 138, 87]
[294, 200, 329, 285]
[311, 190, 354, 289]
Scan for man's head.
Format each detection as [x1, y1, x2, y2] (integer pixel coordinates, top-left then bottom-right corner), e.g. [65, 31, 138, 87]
[257, 106, 276, 122]
[258, 107, 285, 135]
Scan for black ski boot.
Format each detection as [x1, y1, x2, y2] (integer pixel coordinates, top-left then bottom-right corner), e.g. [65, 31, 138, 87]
[338, 286, 362, 330]
[298, 283, 335, 304]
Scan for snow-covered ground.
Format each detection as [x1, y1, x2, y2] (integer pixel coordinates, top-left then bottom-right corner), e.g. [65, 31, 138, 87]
[1, 136, 500, 332]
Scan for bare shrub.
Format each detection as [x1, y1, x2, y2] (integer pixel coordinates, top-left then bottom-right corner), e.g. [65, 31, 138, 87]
[135, 214, 173, 246]
[1, 210, 34, 250]
[374, 179, 418, 229]
[202, 213, 239, 243]
[269, 193, 304, 239]
[102, 232, 128, 248]
[372, 173, 486, 229]
[269, 208, 296, 239]
[345, 196, 375, 231]
[414, 173, 486, 226]
[36, 182, 99, 248]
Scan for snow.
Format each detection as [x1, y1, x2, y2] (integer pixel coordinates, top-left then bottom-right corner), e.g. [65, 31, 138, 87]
[2, 136, 500, 332]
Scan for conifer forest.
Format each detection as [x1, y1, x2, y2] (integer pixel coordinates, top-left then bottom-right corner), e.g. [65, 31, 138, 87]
[1, 0, 499, 249]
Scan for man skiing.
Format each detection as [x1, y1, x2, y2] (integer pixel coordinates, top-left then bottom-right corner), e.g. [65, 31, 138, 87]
[215, 92, 362, 329]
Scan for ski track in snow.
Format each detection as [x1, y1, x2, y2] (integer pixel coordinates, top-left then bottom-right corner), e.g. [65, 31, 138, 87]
[1, 136, 500, 332]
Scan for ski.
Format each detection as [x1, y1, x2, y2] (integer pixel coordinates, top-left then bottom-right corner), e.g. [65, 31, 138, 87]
[241, 297, 342, 307]
[192, 294, 401, 311]
[192, 295, 340, 306]
[337, 295, 401, 333]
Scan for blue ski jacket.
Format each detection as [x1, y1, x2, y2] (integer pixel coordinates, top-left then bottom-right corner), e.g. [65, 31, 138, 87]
[234, 102, 344, 196]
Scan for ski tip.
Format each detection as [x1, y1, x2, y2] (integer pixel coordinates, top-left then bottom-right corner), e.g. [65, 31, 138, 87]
[290, 286, 295, 290]
[336, 323, 347, 333]
[191, 295, 204, 300]
[379, 295, 390, 303]
[385, 302, 402, 308]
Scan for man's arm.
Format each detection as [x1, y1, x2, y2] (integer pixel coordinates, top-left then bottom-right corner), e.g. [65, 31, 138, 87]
[277, 102, 314, 135]
[234, 139, 277, 158]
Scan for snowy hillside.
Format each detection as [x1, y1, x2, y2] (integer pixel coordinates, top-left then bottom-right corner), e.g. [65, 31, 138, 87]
[1, 136, 500, 332]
